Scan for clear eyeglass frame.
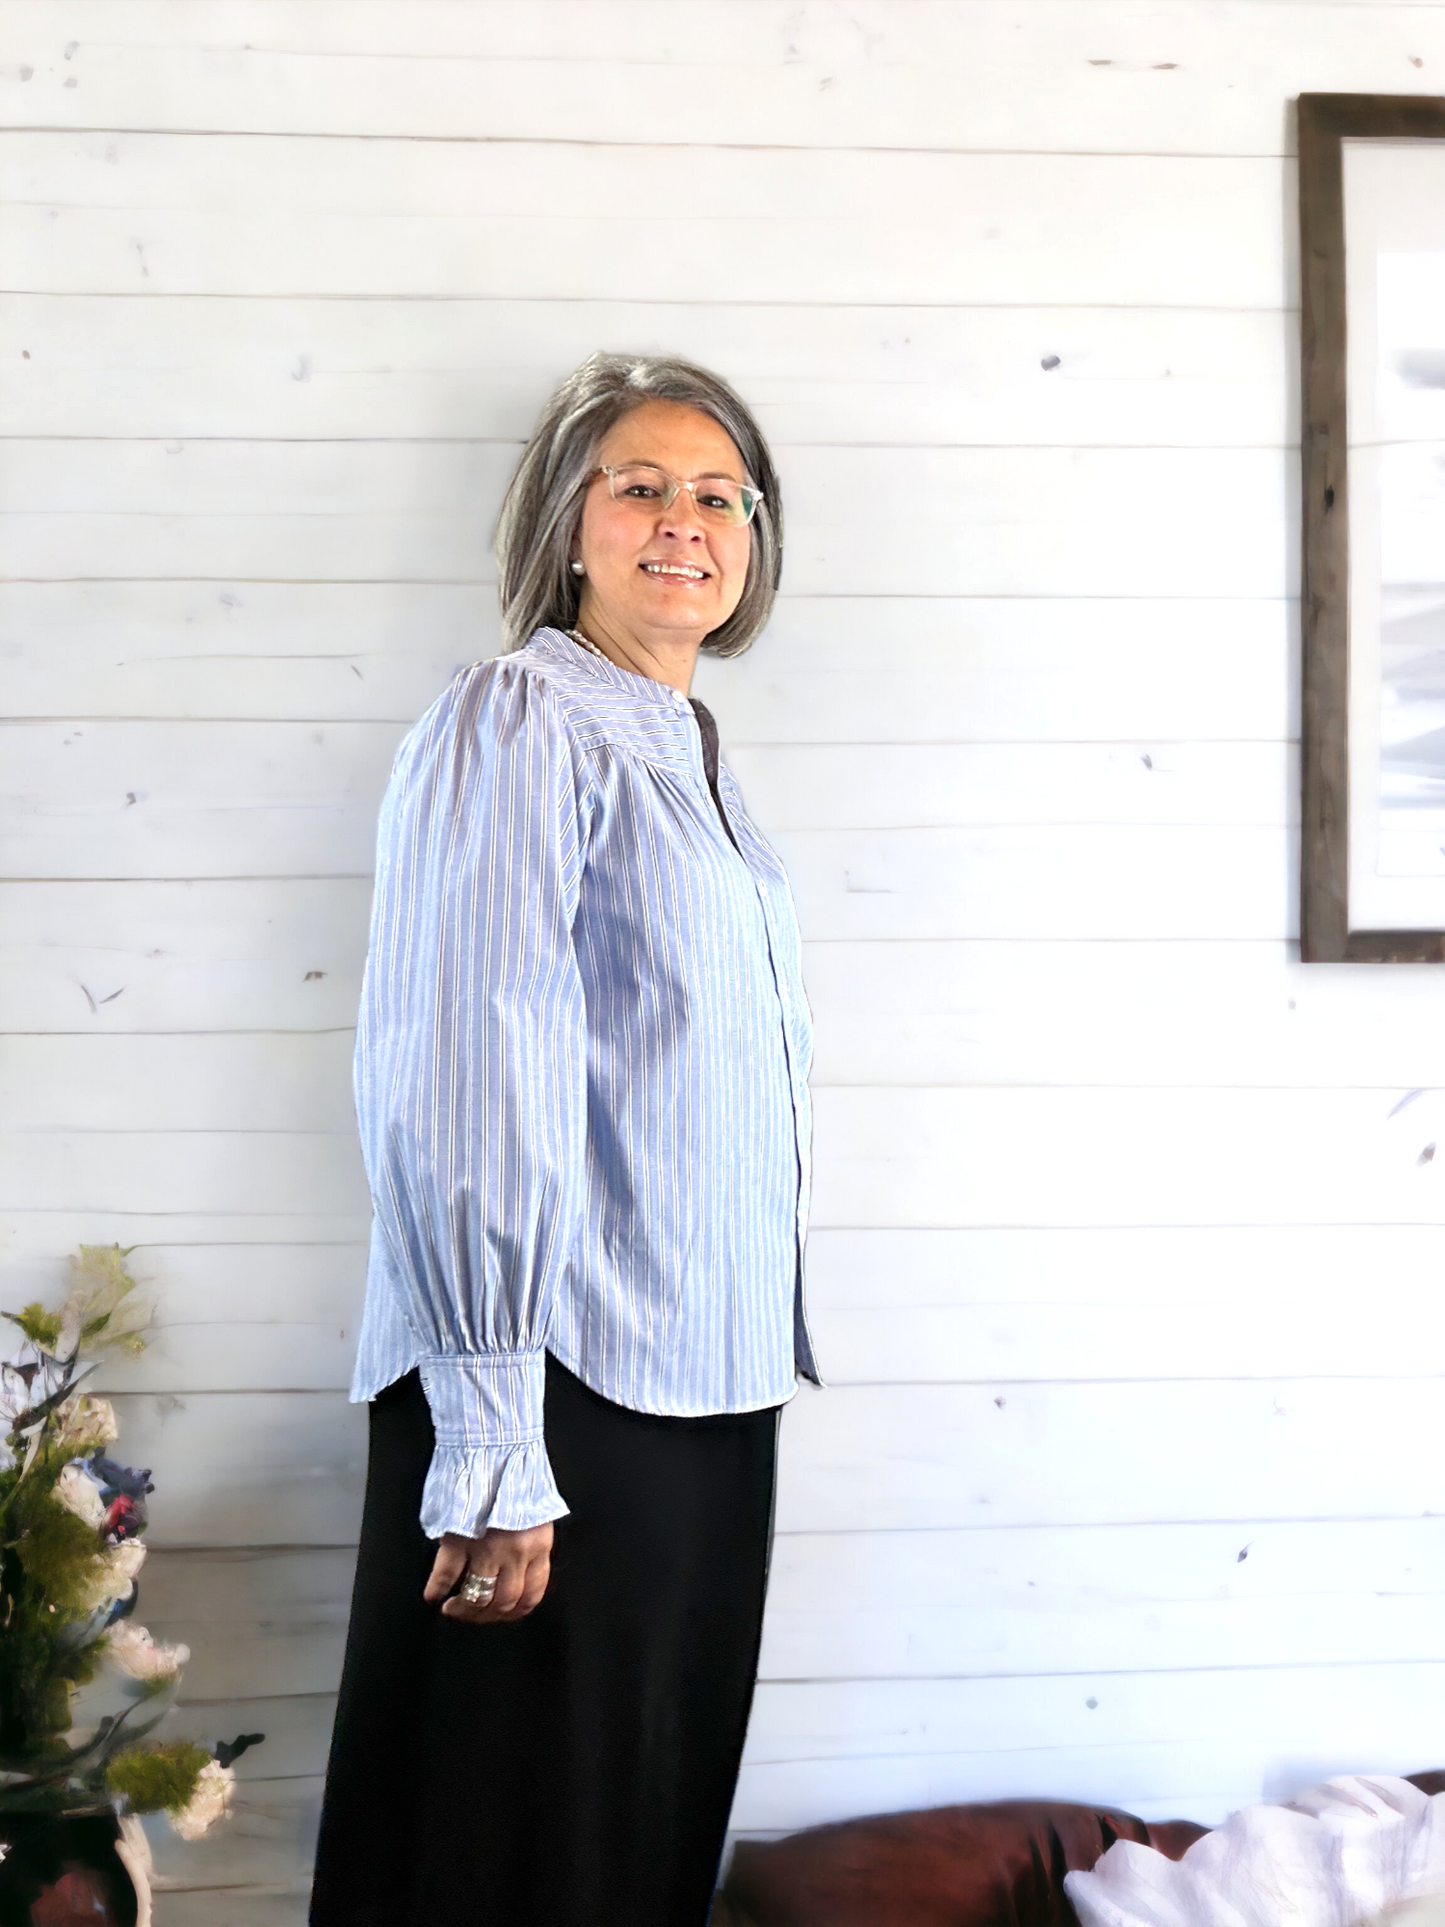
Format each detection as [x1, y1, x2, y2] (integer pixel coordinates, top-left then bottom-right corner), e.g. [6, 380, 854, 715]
[595, 463, 763, 528]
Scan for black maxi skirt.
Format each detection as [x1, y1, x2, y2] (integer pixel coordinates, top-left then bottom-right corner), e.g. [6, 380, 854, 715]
[309, 1355, 780, 1927]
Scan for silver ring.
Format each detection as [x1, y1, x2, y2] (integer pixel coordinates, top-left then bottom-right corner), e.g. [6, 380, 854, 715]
[459, 1572, 498, 1605]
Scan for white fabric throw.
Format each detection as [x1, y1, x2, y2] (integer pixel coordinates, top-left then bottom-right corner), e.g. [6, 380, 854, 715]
[1065, 1777, 1445, 1927]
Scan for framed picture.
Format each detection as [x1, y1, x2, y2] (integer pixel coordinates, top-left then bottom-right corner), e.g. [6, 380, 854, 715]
[1299, 93, 1445, 960]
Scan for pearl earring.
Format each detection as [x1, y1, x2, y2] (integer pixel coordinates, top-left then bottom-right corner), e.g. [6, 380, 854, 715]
[570, 560, 585, 576]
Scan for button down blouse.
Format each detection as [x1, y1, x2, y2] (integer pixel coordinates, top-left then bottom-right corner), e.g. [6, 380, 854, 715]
[351, 627, 818, 1539]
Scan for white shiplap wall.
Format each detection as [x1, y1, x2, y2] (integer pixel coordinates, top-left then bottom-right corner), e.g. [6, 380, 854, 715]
[7, 3, 1445, 1918]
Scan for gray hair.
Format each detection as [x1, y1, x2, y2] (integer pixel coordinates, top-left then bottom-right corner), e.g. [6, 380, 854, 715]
[495, 352, 783, 659]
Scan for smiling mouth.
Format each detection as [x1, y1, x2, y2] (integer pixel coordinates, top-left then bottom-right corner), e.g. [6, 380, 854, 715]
[640, 561, 709, 582]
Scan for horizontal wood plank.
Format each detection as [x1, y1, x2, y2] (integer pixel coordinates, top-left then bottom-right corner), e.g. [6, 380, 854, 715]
[744, 1662, 1445, 1769]
[0, 580, 493, 723]
[0, 743, 1296, 943]
[0, 1239, 366, 1325]
[777, 824, 1291, 940]
[89, 1321, 357, 1393]
[0, 1208, 370, 1249]
[0, 293, 1293, 446]
[15, 1223, 1445, 1393]
[57, 1263, 1445, 1396]
[0, 1130, 370, 1220]
[154, 1892, 308, 1927]
[106, 1392, 365, 1546]
[0, 724, 1294, 882]
[11, 1221, 1445, 1392]
[164, 1693, 336, 1782]
[28, 922, 1400, 1074]
[45, 1369, 1445, 1550]
[731, 742, 1293, 830]
[6, 3, 1444, 157]
[763, 1517, 1445, 1681]
[11, 1079, 1444, 1231]
[5, 586, 1295, 743]
[801, 1224, 1445, 1310]
[0, 135, 1289, 308]
[808, 1084, 1445, 1227]
[20, 1218, 1445, 1393]
[140, 1551, 354, 1701]
[802, 940, 1445, 1088]
[0, 717, 401, 878]
[0, 1032, 357, 1130]
[128, 1520, 1445, 1698]
[2, 441, 1291, 597]
[762, 1590, 1445, 1689]
[0, 879, 372, 1032]
[811, 1290, 1445, 1384]
[15, 1219, 1445, 1393]
[775, 1378, 1445, 1532]
[10, 1079, 1444, 1238]
[703, 597, 1298, 745]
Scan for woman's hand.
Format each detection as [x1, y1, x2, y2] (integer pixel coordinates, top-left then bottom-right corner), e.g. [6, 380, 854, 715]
[424, 1523, 554, 1626]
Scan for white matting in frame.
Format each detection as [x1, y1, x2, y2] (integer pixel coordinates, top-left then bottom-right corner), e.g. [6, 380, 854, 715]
[1344, 138, 1445, 932]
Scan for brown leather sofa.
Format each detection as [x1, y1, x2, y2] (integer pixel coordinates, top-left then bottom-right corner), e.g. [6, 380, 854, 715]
[712, 1773, 1445, 1926]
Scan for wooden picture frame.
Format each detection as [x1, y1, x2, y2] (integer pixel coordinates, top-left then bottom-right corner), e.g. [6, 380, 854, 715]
[1299, 92, 1445, 961]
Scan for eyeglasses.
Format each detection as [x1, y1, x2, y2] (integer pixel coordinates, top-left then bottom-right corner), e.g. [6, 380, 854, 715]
[594, 464, 763, 528]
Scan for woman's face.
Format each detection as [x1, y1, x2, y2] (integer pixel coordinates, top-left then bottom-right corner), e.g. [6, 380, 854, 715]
[574, 400, 753, 647]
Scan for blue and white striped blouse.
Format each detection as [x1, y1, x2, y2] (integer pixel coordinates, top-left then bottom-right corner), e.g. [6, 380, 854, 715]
[351, 627, 818, 1539]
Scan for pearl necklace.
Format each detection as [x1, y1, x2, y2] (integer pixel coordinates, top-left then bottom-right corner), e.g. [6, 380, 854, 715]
[568, 627, 697, 719]
[567, 627, 612, 666]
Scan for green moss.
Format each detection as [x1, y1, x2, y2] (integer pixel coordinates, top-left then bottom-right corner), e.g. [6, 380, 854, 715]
[3, 1303, 62, 1354]
[0, 1485, 111, 1752]
[0, 1605, 72, 1752]
[60, 1638, 103, 1695]
[105, 1741, 211, 1815]
[14, 1503, 106, 1619]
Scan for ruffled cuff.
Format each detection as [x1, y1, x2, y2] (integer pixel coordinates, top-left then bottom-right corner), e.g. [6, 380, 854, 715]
[416, 1352, 569, 1539]
[419, 1437, 568, 1538]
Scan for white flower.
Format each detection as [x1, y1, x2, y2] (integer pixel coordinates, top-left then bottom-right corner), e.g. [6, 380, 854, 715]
[53, 1395, 117, 1454]
[1, 1355, 62, 1438]
[76, 1537, 147, 1613]
[54, 1461, 108, 1530]
[168, 1760, 234, 1841]
[107, 1539, 147, 1591]
[106, 1621, 189, 1683]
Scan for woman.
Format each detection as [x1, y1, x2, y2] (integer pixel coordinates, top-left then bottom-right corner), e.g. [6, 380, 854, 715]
[310, 353, 818, 1927]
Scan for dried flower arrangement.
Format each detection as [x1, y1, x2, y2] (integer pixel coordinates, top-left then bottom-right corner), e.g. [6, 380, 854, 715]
[0, 1246, 263, 1911]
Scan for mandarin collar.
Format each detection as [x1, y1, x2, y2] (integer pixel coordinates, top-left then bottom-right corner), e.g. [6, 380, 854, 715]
[525, 628, 696, 717]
